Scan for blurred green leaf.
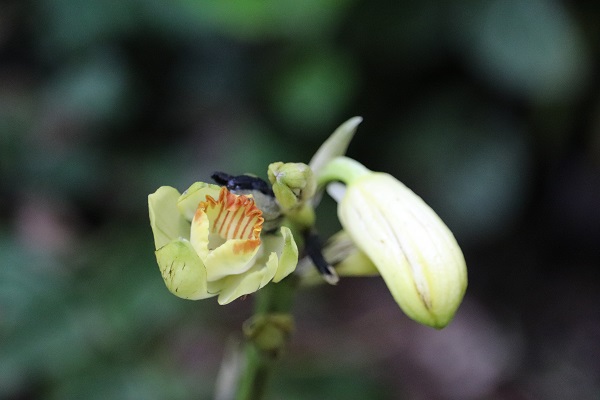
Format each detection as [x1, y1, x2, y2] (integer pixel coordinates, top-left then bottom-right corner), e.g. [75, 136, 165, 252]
[42, 50, 131, 125]
[48, 363, 199, 400]
[177, 0, 354, 40]
[35, 0, 138, 56]
[23, 146, 105, 198]
[273, 363, 393, 400]
[270, 52, 359, 133]
[454, 0, 590, 101]
[390, 88, 532, 241]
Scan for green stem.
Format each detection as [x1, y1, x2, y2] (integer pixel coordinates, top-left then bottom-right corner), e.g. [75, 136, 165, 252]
[316, 156, 370, 187]
[235, 276, 298, 400]
[236, 345, 270, 400]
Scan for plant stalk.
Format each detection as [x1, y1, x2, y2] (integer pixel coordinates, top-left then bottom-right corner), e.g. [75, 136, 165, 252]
[234, 276, 298, 400]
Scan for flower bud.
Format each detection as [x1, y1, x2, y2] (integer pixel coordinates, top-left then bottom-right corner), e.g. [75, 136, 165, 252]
[268, 162, 316, 211]
[322, 157, 467, 328]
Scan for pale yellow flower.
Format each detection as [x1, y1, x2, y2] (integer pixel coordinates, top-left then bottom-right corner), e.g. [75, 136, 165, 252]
[148, 182, 298, 304]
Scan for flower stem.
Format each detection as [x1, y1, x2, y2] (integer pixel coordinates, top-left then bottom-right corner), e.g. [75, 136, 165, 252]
[235, 345, 270, 400]
[316, 156, 370, 187]
[234, 276, 298, 400]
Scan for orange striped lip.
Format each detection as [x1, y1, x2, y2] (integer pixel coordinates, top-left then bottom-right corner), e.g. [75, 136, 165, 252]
[197, 187, 264, 242]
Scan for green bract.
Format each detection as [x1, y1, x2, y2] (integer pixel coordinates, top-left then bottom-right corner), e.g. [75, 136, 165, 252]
[148, 182, 298, 304]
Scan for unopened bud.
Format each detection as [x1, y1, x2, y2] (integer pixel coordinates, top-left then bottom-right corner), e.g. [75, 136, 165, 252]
[268, 162, 316, 210]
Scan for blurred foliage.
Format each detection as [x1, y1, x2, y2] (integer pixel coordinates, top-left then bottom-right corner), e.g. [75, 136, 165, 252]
[1, 0, 600, 399]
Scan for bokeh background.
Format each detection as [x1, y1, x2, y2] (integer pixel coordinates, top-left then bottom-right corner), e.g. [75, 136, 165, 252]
[1, 1, 599, 399]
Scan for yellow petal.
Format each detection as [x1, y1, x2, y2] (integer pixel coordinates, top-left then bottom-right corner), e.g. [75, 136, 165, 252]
[272, 227, 299, 282]
[214, 229, 296, 304]
[189, 203, 210, 261]
[148, 186, 190, 250]
[216, 265, 267, 305]
[204, 238, 260, 281]
[252, 227, 298, 284]
[261, 252, 279, 287]
[155, 239, 215, 300]
[335, 250, 379, 276]
[324, 231, 379, 277]
[177, 182, 222, 221]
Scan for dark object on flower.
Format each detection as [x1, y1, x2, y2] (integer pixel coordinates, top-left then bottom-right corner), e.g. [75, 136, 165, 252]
[212, 172, 274, 196]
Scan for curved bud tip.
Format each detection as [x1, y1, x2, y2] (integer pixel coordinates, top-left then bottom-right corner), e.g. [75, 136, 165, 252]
[309, 116, 363, 175]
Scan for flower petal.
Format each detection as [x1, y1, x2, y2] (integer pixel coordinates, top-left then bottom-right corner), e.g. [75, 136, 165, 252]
[189, 203, 211, 262]
[272, 227, 298, 282]
[155, 239, 215, 300]
[261, 253, 279, 287]
[335, 251, 379, 277]
[177, 182, 222, 221]
[242, 238, 278, 288]
[204, 239, 260, 281]
[213, 229, 296, 304]
[253, 227, 298, 284]
[323, 231, 379, 277]
[149, 186, 191, 250]
[216, 265, 267, 305]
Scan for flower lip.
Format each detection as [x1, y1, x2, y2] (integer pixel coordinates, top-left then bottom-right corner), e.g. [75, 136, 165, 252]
[198, 187, 264, 253]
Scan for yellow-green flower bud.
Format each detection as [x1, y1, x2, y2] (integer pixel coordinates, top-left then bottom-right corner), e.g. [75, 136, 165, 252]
[268, 162, 316, 211]
[319, 157, 467, 329]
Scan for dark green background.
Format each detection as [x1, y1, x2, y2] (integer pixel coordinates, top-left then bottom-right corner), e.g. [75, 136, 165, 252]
[1, 1, 599, 399]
